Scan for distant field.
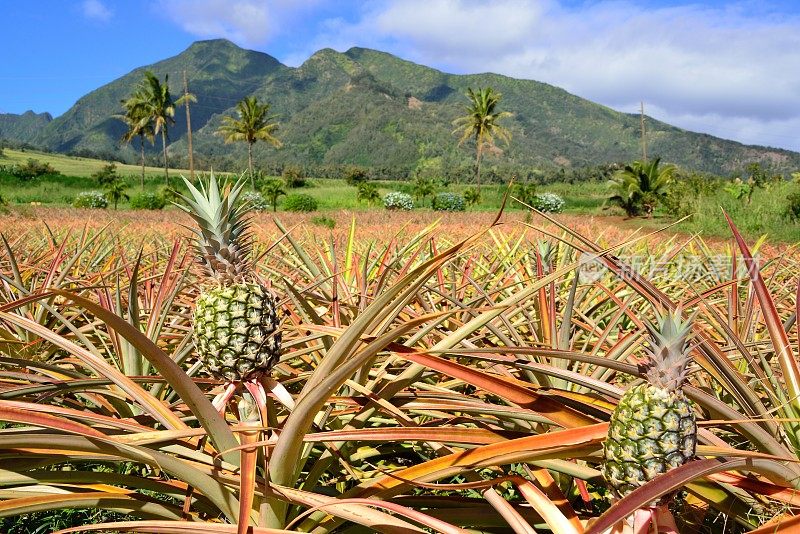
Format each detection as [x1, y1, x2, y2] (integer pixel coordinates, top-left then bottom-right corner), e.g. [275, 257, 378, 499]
[0, 148, 607, 213]
[1, 148, 798, 243]
[0, 148, 191, 179]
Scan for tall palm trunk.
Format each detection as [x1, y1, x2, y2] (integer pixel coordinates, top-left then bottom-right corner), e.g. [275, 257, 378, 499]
[161, 131, 169, 187]
[247, 142, 255, 191]
[139, 135, 145, 190]
[475, 137, 484, 193]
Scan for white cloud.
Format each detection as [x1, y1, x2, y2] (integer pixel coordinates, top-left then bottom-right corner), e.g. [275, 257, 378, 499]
[159, 0, 319, 47]
[305, 0, 800, 150]
[82, 0, 112, 22]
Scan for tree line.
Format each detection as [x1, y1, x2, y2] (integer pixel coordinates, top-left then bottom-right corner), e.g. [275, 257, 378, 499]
[119, 71, 513, 191]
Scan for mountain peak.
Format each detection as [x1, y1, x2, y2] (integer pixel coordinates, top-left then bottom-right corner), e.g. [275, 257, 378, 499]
[187, 38, 241, 50]
[306, 47, 345, 61]
[302, 48, 361, 75]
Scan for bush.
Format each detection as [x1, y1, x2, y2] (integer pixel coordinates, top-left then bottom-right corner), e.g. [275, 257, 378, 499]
[384, 191, 414, 211]
[241, 191, 269, 212]
[663, 172, 721, 219]
[356, 182, 381, 205]
[344, 166, 369, 186]
[412, 175, 437, 206]
[72, 191, 108, 209]
[514, 182, 537, 207]
[532, 192, 565, 213]
[159, 186, 181, 205]
[129, 192, 166, 210]
[432, 192, 465, 212]
[282, 165, 307, 188]
[8, 158, 60, 180]
[91, 163, 118, 185]
[786, 192, 800, 222]
[311, 215, 336, 229]
[283, 193, 318, 212]
[662, 184, 696, 219]
[463, 187, 481, 207]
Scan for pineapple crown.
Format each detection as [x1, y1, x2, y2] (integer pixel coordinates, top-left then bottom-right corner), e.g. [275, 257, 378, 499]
[641, 307, 694, 392]
[175, 172, 254, 284]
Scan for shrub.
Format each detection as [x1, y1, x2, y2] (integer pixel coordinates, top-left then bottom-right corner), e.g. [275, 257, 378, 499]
[9, 158, 60, 180]
[514, 182, 537, 207]
[532, 192, 565, 213]
[311, 215, 336, 229]
[130, 192, 166, 210]
[356, 182, 381, 205]
[384, 191, 414, 211]
[662, 186, 695, 219]
[282, 165, 307, 188]
[432, 192, 465, 212]
[283, 193, 318, 212]
[412, 176, 436, 205]
[344, 166, 369, 186]
[662, 174, 719, 219]
[91, 163, 119, 185]
[72, 191, 108, 209]
[241, 191, 269, 212]
[786, 191, 800, 222]
[159, 186, 181, 205]
[463, 187, 481, 207]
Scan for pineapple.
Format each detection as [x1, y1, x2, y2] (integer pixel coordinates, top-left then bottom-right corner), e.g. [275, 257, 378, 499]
[177, 174, 280, 382]
[603, 309, 696, 497]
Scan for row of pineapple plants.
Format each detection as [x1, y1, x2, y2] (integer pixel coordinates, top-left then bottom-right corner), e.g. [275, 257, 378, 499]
[0, 174, 797, 532]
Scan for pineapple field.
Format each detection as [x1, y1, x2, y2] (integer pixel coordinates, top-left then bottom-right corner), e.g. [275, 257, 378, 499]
[0, 176, 799, 534]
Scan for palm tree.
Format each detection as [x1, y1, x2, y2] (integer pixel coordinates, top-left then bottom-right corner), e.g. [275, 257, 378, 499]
[126, 71, 176, 186]
[217, 96, 281, 190]
[261, 179, 286, 212]
[452, 87, 511, 192]
[120, 90, 155, 189]
[463, 187, 481, 207]
[104, 177, 129, 210]
[412, 175, 436, 206]
[356, 182, 381, 205]
[514, 182, 538, 208]
[607, 157, 675, 217]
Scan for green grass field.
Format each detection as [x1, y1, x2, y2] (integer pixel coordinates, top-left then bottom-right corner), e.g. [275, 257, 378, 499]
[1, 148, 188, 178]
[1, 148, 798, 242]
[0, 148, 607, 212]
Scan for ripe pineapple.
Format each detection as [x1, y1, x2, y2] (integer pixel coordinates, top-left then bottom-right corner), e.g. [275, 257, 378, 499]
[603, 309, 696, 497]
[177, 175, 280, 382]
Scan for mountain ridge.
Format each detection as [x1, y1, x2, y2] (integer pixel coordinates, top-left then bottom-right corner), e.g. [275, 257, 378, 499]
[2, 38, 797, 176]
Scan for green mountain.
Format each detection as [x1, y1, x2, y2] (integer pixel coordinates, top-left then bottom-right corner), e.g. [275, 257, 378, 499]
[5, 39, 799, 176]
[0, 111, 52, 144]
[32, 39, 286, 160]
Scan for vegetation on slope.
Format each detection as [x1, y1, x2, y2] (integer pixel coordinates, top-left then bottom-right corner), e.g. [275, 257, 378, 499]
[3, 39, 798, 176]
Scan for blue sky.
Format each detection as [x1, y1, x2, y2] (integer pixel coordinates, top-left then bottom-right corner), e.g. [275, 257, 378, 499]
[2, 0, 799, 150]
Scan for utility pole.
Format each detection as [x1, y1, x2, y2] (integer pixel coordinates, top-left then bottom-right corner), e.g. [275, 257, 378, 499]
[183, 70, 195, 180]
[640, 101, 648, 162]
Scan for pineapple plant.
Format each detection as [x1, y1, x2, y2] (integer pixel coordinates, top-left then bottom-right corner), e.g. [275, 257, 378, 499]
[177, 174, 281, 382]
[603, 309, 696, 497]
